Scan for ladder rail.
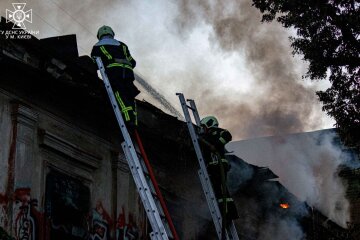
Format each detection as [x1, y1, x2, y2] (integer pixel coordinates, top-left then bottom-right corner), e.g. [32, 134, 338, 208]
[177, 93, 223, 238]
[176, 94, 210, 183]
[134, 130, 180, 240]
[198, 169, 225, 237]
[121, 143, 166, 240]
[187, 99, 201, 126]
[96, 57, 170, 239]
[177, 93, 239, 240]
[228, 221, 238, 238]
[188, 98, 225, 235]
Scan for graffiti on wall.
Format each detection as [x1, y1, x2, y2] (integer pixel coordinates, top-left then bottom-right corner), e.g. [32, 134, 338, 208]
[90, 201, 113, 240]
[89, 203, 139, 240]
[116, 207, 139, 240]
[1, 189, 141, 240]
[0, 189, 43, 239]
[13, 188, 37, 240]
[0, 194, 8, 228]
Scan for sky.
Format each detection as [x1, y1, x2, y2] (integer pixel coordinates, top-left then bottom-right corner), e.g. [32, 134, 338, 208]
[0, 0, 335, 140]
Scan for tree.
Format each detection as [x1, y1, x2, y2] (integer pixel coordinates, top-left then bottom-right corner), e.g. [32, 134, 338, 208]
[252, 0, 360, 149]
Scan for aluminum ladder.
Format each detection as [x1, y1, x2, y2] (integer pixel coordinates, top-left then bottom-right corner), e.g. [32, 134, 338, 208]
[177, 93, 239, 240]
[95, 57, 178, 240]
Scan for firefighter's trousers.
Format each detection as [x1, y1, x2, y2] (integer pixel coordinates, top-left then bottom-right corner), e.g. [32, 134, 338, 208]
[207, 153, 239, 221]
[106, 66, 139, 128]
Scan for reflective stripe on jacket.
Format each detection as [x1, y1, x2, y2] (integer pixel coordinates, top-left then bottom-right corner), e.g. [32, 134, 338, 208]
[91, 38, 136, 70]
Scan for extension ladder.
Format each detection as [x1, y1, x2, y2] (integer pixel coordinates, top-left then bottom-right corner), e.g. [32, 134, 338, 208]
[95, 57, 179, 240]
[177, 93, 239, 240]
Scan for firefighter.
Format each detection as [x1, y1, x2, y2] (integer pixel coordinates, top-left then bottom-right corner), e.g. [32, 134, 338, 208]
[91, 25, 140, 129]
[198, 116, 239, 224]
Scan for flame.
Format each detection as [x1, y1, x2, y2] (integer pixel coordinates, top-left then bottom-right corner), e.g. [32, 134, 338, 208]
[280, 203, 290, 209]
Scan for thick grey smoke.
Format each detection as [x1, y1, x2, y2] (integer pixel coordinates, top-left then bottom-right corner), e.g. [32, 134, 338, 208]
[227, 155, 307, 239]
[0, 1, 343, 237]
[0, 0, 328, 140]
[228, 130, 353, 228]
[258, 217, 305, 240]
[173, 0, 323, 138]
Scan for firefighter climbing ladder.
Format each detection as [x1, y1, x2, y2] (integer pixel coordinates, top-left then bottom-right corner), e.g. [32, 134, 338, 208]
[95, 57, 179, 240]
[177, 93, 239, 240]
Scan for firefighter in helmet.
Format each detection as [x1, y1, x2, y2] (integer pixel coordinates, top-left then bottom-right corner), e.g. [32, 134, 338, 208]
[198, 116, 239, 224]
[91, 25, 140, 129]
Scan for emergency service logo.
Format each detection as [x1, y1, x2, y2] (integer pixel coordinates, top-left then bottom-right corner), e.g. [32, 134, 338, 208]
[2, 2, 39, 39]
[6, 3, 32, 29]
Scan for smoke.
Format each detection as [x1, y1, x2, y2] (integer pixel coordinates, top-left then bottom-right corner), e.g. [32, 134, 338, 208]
[173, 0, 324, 139]
[134, 73, 183, 119]
[227, 154, 307, 239]
[228, 130, 354, 228]
[0, 0, 330, 140]
[0, 0, 343, 237]
[258, 217, 305, 240]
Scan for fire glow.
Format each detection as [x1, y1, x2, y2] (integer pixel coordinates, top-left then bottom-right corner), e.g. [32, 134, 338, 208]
[280, 203, 290, 209]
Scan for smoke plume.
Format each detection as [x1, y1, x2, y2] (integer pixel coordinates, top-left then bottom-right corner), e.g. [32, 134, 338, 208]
[0, 0, 330, 140]
[173, 0, 324, 139]
[0, 1, 344, 237]
[258, 217, 305, 240]
[228, 130, 354, 228]
[227, 154, 307, 239]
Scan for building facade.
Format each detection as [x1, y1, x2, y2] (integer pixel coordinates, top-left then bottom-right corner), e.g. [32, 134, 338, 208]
[1, 17, 358, 240]
[0, 17, 211, 239]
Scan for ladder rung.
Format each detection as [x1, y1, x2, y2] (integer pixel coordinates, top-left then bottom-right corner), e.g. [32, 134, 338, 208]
[96, 57, 176, 240]
[163, 221, 174, 239]
[153, 197, 166, 217]
[186, 105, 195, 111]
[152, 195, 171, 220]
[148, 180, 157, 195]
[177, 92, 239, 240]
[140, 158, 150, 175]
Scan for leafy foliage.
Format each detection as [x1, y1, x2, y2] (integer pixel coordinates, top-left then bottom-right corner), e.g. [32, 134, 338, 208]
[252, 0, 360, 148]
